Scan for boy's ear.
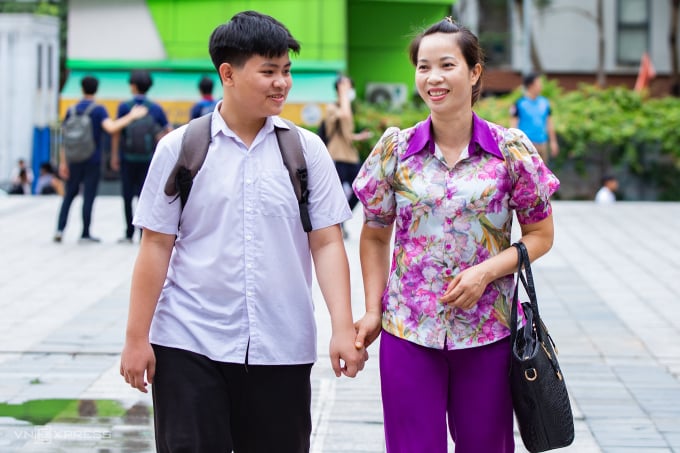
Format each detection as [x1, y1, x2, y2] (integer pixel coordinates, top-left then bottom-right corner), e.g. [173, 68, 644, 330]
[219, 63, 234, 86]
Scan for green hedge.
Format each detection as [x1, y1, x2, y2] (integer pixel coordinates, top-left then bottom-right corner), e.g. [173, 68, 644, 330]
[333, 82, 680, 201]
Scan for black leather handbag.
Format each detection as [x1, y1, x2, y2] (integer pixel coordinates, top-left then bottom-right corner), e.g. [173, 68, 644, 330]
[509, 242, 575, 452]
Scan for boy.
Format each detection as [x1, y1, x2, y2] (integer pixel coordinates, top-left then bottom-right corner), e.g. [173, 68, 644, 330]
[189, 75, 217, 120]
[55, 76, 147, 243]
[119, 11, 366, 453]
[110, 70, 172, 243]
[595, 174, 619, 203]
[509, 73, 560, 163]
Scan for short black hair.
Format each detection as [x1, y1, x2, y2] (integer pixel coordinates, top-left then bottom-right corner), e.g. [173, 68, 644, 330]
[198, 76, 214, 95]
[40, 162, 55, 174]
[129, 70, 153, 94]
[81, 76, 99, 95]
[601, 174, 617, 185]
[523, 73, 539, 88]
[208, 10, 300, 71]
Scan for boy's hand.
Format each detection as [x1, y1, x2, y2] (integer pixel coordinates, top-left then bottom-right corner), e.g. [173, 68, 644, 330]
[354, 311, 382, 350]
[58, 161, 69, 180]
[120, 338, 156, 393]
[129, 105, 149, 120]
[329, 328, 367, 378]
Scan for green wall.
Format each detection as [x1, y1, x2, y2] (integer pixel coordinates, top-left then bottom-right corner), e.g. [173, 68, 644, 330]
[147, 0, 347, 66]
[347, 0, 453, 100]
[68, 0, 455, 105]
[145, 0, 453, 101]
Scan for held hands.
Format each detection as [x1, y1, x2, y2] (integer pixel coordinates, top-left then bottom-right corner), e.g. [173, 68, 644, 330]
[120, 338, 156, 393]
[329, 327, 367, 378]
[440, 265, 490, 310]
[354, 310, 382, 350]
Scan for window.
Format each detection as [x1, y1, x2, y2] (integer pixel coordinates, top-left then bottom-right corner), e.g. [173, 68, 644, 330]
[478, 0, 512, 68]
[617, 0, 649, 65]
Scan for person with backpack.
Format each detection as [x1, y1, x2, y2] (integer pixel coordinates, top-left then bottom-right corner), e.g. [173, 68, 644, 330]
[320, 75, 372, 238]
[110, 70, 172, 243]
[119, 11, 366, 452]
[189, 75, 218, 120]
[54, 75, 148, 243]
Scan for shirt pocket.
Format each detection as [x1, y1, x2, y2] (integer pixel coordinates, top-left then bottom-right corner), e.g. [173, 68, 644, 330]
[259, 169, 298, 218]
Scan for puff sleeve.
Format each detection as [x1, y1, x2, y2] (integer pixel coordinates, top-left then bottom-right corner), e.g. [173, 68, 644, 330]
[352, 127, 400, 227]
[503, 128, 560, 224]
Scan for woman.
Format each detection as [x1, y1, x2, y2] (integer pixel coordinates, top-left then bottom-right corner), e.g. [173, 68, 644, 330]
[352, 17, 560, 453]
[322, 75, 372, 236]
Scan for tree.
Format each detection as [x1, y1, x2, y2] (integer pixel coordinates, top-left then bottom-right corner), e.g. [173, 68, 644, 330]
[513, 0, 548, 73]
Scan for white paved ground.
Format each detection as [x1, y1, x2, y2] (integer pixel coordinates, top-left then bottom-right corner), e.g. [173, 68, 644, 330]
[0, 195, 679, 452]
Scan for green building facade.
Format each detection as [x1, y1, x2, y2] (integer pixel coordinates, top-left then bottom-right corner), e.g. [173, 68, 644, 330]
[63, 0, 455, 126]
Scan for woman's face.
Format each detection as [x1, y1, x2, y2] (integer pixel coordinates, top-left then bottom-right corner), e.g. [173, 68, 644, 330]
[414, 32, 480, 114]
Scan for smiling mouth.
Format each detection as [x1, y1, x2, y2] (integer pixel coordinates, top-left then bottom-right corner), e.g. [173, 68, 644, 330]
[428, 89, 449, 97]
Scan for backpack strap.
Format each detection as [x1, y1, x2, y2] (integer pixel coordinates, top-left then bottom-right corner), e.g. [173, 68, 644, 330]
[83, 102, 97, 115]
[163, 115, 312, 233]
[67, 102, 96, 119]
[163, 113, 212, 207]
[275, 119, 312, 233]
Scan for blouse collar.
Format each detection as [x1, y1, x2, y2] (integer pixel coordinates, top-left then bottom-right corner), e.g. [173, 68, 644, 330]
[404, 112, 503, 160]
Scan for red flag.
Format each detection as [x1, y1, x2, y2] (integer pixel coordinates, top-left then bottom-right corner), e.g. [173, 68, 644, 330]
[634, 52, 656, 92]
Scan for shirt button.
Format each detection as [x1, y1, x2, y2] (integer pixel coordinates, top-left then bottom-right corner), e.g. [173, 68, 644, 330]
[246, 179, 253, 185]
[247, 263, 252, 269]
[245, 235, 252, 241]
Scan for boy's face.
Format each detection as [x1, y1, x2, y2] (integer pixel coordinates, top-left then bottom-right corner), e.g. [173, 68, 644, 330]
[223, 54, 292, 118]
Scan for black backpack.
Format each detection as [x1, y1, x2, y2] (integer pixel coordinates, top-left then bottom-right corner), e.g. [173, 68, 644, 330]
[317, 118, 339, 145]
[164, 114, 312, 232]
[62, 103, 97, 163]
[122, 100, 163, 161]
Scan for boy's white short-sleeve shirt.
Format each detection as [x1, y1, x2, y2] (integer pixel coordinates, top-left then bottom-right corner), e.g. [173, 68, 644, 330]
[133, 112, 352, 365]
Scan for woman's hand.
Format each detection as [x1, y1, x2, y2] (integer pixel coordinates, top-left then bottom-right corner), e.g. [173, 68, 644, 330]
[440, 265, 490, 310]
[354, 310, 382, 350]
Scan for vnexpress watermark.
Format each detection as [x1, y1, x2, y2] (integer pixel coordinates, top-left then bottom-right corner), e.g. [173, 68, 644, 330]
[11, 426, 112, 443]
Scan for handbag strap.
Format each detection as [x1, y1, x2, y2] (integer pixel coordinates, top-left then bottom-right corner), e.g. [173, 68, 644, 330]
[510, 242, 546, 347]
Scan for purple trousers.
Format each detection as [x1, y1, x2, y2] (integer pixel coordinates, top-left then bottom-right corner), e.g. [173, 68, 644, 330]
[379, 331, 514, 453]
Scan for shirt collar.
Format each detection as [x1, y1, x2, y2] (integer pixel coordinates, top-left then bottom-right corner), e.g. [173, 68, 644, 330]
[404, 112, 503, 160]
[213, 108, 280, 139]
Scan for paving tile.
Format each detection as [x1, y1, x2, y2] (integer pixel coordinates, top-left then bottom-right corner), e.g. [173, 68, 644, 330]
[2, 197, 680, 451]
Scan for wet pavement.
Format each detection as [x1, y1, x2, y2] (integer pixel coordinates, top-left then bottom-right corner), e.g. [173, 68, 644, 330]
[0, 195, 679, 452]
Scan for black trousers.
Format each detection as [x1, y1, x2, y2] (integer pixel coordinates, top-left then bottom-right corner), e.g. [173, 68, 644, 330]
[119, 159, 151, 239]
[334, 161, 361, 211]
[57, 161, 101, 237]
[151, 344, 313, 453]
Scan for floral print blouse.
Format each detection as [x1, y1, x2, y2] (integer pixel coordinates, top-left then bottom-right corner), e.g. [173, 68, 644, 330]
[352, 113, 560, 350]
